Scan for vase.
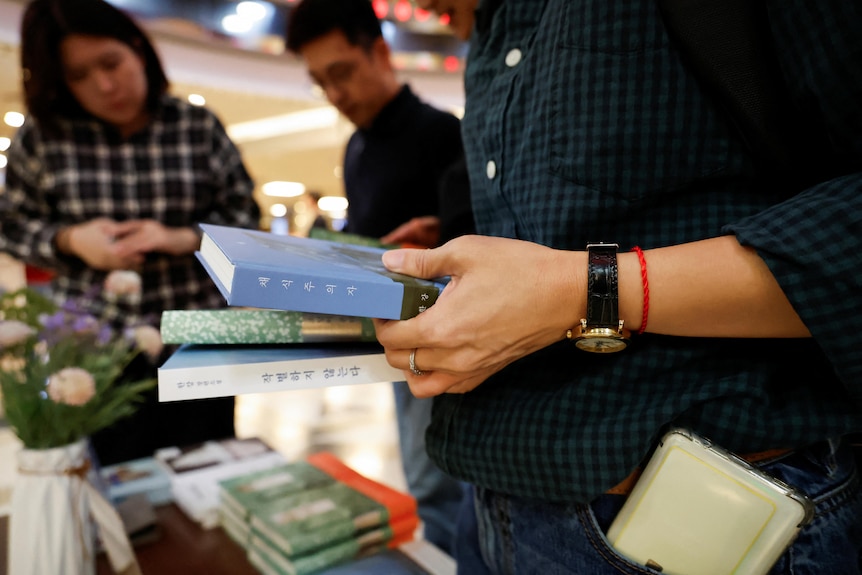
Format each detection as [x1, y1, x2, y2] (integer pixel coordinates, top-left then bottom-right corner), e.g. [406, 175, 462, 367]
[8, 439, 96, 575]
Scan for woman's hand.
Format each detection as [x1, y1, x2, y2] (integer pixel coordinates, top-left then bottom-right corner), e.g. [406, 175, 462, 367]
[109, 220, 200, 258]
[56, 218, 144, 270]
[373, 235, 586, 397]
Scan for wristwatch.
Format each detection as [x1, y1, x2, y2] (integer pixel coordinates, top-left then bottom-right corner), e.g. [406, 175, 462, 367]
[569, 243, 631, 353]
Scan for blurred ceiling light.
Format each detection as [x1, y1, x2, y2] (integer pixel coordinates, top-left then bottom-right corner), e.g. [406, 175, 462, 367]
[269, 203, 288, 217]
[187, 93, 206, 106]
[0, 137, 10, 151]
[237, 1, 267, 20]
[222, 13, 254, 34]
[0, 154, 6, 169]
[262, 181, 306, 198]
[317, 196, 348, 212]
[227, 107, 339, 143]
[4, 111, 24, 128]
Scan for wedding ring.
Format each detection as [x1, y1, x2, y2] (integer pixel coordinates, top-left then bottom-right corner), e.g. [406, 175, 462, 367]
[408, 348, 425, 376]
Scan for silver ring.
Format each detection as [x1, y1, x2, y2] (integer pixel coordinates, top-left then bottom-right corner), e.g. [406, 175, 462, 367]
[408, 348, 425, 376]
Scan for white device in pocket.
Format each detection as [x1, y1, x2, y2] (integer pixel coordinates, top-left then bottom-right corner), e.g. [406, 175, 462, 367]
[606, 428, 814, 575]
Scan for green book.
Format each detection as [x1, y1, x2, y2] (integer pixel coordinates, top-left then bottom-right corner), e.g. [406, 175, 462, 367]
[218, 461, 336, 522]
[247, 516, 417, 575]
[221, 453, 416, 558]
[308, 228, 394, 249]
[219, 504, 251, 548]
[160, 309, 377, 345]
[247, 480, 417, 558]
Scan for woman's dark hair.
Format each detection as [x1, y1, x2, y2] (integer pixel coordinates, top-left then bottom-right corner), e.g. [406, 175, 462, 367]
[286, 0, 382, 54]
[19, 0, 169, 128]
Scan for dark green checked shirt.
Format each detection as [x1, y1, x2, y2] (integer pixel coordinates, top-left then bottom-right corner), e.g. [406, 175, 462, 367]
[427, 0, 862, 503]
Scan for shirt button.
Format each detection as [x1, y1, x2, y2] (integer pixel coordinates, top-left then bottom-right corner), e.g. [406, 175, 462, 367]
[505, 48, 522, 67]
[486, 160, 497, 180]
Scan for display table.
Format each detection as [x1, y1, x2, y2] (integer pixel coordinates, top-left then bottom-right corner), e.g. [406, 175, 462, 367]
[1, 505, 453, 575]
[0, 505, 257, 575]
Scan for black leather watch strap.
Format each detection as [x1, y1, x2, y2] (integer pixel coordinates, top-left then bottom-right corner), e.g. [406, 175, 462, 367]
[585, 243, 620, 329]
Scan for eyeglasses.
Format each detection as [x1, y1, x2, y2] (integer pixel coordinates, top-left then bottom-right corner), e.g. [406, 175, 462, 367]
[313, 61, 359, 93]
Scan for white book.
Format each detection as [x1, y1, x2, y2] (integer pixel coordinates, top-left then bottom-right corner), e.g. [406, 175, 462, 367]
[154, 437, 287, 529]
[158, 343, 402, 402]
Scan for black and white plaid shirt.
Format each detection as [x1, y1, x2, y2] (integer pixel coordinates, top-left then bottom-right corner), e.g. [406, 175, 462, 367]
[0, 95, 261, 329]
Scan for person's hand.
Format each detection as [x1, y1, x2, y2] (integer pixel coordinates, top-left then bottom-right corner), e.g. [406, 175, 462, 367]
[380, 216, 441, 248]
[109, 219, 200, 258]
[373, 235, 586, 397]
[58, 218, 144, 271]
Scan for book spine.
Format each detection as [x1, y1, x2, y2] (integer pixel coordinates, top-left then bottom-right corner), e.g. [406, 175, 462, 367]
[227, 265, 438, 320]
[158, 351, 402, 402]
[160, 310, 376, 345]
[250, 526, 406, 575]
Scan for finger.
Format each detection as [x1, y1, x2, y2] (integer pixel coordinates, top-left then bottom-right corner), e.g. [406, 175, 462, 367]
[382, 243, 455, 280]
[406, 371, 464, 398]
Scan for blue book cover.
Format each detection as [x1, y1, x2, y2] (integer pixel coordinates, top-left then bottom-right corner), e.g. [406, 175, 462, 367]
[196, 224, 446, 320]
[158, 343, 404, 402]
[99, 456, 173, 506]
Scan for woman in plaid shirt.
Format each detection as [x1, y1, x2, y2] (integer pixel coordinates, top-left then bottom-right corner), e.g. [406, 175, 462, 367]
[0, 0, 261, 464]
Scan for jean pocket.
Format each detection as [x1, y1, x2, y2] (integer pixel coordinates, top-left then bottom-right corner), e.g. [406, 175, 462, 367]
[577, 498, 666, 575]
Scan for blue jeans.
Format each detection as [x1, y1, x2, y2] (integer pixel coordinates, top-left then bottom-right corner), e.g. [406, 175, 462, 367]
[455, 438, 862, 574]
[392, 381, 465, 555]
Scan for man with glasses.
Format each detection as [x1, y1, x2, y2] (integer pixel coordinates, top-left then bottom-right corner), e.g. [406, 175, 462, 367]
[286, 0, 466, 555]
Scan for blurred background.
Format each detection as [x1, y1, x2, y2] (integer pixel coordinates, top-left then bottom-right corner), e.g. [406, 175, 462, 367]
[0, 0, 467, 233]
[0, 0, 472, 502]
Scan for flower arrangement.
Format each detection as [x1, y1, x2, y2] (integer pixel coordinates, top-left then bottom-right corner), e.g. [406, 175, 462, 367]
[0, 277, 159, 450]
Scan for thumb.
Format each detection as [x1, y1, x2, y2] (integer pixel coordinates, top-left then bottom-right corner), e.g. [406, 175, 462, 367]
[382, 247, 444, 279]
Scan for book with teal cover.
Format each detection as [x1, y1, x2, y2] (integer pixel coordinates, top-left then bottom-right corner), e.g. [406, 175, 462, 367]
[223, 452, 417, 558]
[158, 343, 403, 402]
[247, 482, 416, 557]
[196, 223, 446, 320]
[218, 461, 336, 521]
[248, 515, 418, 575]
[160, 309, 377, 345]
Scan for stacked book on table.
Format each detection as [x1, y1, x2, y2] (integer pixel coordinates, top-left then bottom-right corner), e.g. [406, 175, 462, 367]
[154, 436, 287, 529]
[217, 451, 420, 575]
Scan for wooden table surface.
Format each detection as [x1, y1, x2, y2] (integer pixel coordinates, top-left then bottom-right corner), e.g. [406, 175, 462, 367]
[1, 504, 258, 575]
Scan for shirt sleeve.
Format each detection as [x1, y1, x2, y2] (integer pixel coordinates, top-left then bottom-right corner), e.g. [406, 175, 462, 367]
[0, 121, 72, 271]
[201, 109, 261, 230]
[723, 0, 862, 390]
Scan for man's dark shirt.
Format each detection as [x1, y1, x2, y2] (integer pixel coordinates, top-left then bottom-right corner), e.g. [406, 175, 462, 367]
[426, 0, 862, 504]
[343, 85, 463, 237]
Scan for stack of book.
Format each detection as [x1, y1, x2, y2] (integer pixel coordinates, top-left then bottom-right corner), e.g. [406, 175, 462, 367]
[156, 225, 447, 403]
[217, 452, 420, 575]
[155, 436, 287, 529]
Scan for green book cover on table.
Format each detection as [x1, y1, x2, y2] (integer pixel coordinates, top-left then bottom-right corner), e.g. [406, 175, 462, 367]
[218, 459, 338, 522]
[157, 343, 403, 402]
[247, 515, 417, 575]
[196, 223, 446, 320]
[240, 452, 418, 557]
[160, 308, 377, 345]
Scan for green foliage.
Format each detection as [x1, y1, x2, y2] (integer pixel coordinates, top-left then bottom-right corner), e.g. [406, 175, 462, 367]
[0, 287, 56, 327]
[0, 288, 156, 449]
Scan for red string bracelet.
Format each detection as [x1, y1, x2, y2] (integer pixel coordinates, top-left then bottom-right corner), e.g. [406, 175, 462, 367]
[631, 246, 649, 335]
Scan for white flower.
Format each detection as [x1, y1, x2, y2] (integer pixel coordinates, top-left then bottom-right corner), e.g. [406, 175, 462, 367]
[47, 367, 96, 406]
[132, 325, 163, 361]
[0, 353, 26, 375]
[104, 270, 142, 296]
[0, 320, 35, 347]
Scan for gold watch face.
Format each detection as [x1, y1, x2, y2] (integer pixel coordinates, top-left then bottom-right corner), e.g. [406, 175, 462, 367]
[574, 328, 630, 353]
